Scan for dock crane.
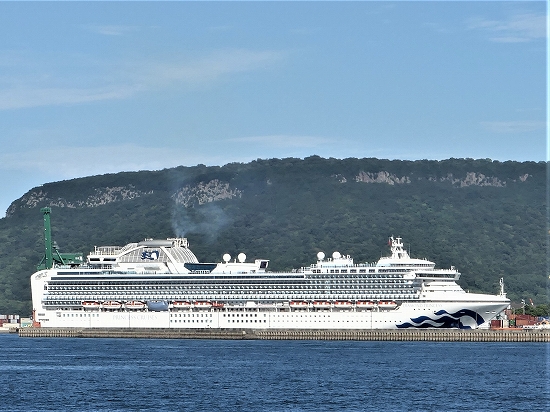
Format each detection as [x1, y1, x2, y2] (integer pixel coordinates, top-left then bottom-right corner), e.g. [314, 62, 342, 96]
[36, 207, 83, 270]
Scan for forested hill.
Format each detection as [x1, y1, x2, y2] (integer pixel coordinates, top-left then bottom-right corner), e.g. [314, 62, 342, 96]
[0, 156, 547, 314]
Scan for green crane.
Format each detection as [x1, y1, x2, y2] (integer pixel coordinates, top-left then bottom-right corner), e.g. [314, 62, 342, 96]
[37, 207, 83, 270]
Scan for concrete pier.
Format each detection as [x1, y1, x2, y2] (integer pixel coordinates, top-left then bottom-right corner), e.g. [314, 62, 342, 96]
[17, 327, 550, 342]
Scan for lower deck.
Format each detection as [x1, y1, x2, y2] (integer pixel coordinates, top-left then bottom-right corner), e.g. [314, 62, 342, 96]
[34, 300, 507, 330]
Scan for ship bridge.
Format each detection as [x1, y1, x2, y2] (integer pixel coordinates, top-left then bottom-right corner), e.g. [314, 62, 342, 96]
[377, 237, 435, 268]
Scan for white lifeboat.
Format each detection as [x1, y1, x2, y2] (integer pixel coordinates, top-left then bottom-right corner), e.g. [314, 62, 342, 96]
[82, 301, 100, 310]
[102, 301, 122, 310]
[194, 301, 212, 309]
[289, 300, 309, 308]
[312, 300, 331, 308]
[378, 300, 398, 310]
[173, 301, 192, 309]
[356, 301, 377, 309]
[334, 300, 353, 308]
[125, 301, 145, 310]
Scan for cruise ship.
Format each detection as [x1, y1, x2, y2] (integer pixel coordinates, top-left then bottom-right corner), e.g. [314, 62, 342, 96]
[31, 209, 509, 330]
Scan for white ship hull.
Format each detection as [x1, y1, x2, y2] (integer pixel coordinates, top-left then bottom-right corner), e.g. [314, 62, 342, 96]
[34, 300, 508, 330]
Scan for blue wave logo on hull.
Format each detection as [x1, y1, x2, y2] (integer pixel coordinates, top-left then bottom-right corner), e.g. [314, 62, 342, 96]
[396, 309, 485, 329]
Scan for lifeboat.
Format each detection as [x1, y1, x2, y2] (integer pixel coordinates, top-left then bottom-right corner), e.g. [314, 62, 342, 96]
[194, 301, 212, 309]
[82, 301, 100, 310]
[334, 300, 353, 308]
[312, 300, 331, 308]
[172, 301, 192, 309]
[289, 300, 309, 308]
[102, 301, 122, 310]
[125, 301, 145, 310]
[211, 301, 224, 309]
[356, 301, 377, 309]
[378, 300, 398, 310]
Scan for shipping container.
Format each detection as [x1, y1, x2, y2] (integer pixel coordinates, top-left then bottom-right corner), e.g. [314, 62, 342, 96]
[490, 319, 503, 329]
[515, 314, 536, 321]
[19, 318, 32, 328]
[516, 319, 537, 327]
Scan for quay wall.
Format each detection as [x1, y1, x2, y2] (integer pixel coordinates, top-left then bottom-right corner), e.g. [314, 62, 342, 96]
[18, 327, 550, 342]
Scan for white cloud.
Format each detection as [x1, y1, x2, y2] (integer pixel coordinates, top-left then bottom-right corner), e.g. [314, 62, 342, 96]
[83, 25, 139, 36]
[135, 49, 285, 86]
[467, 12, 546, 43]
[0, 85, 137, 110]
[0, 145, 209, 178]
[0, 49, 286, 110]
[480, 120, 546, 133]
[227, 134, 335, 148]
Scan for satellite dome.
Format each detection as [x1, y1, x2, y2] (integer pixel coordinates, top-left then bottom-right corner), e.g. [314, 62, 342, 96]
[237, 253, 246, 263]
[332, 251, 341, 259]
[223, 253, 231, 263]
[317, 251, 325, 261]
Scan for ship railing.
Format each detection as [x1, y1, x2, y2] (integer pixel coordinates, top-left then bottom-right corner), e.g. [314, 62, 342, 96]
[91, 247, 123, 256]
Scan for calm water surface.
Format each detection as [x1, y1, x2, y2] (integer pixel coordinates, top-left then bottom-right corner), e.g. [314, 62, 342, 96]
[0, 334, 548, 411]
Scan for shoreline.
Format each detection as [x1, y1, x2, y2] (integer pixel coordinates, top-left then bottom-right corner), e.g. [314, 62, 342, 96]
[17, 327, 550, 342]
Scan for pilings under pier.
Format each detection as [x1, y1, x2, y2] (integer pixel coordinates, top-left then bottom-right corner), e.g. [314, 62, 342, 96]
[17, 327, 550, 342]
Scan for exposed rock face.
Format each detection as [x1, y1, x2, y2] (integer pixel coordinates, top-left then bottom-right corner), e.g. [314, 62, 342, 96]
[332, 174, 347, 183]
[355, 171, 410, 185]
[6, 185, 152, 216]
[354, 170, 530, 188]
[429, 172, 506, 187]
[172, 179, 242, 208]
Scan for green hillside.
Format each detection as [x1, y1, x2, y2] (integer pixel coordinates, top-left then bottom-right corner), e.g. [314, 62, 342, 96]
[0, 156, 547, 315]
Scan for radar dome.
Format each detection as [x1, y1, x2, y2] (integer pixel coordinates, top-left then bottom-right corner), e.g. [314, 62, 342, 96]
[332, 251, 341, 259]
[223, 253, 231, 263]
[237, 253, 246, 263]
[317, 251, 325, 261]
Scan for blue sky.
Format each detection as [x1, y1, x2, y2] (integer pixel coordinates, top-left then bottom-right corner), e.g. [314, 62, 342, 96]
[0, 1, 546, 217]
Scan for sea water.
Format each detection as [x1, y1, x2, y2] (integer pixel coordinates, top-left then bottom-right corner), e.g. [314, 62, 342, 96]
[0, 334, 548, 411]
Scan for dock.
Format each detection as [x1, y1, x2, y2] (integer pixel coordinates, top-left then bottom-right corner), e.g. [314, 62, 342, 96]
[17, 327, 550, 342]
